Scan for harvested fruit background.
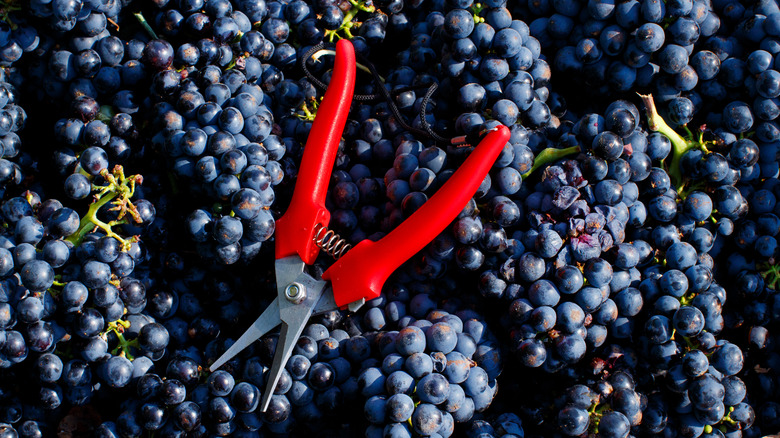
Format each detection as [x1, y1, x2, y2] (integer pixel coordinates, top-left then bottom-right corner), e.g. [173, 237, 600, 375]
[0, 0, 778, 437]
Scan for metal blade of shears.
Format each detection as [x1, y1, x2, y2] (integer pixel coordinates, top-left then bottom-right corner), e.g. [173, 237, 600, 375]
[209, 256, 307, 372]
[209, 297, 281, 371]
[259, 259, 327, 412]
[257, 304, 315, 412]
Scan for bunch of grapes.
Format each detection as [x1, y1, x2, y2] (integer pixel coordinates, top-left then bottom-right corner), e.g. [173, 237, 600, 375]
[0, 0, 775, 437]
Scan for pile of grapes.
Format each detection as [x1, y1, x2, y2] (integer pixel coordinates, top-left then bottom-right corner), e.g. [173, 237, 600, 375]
[0, 0, 778, 436]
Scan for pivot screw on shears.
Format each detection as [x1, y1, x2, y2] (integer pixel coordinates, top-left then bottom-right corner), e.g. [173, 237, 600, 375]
[284, 282, 307, 304]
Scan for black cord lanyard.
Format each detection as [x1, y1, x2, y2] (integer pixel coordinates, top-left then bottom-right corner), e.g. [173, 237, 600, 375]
[301, 42, 456, 145]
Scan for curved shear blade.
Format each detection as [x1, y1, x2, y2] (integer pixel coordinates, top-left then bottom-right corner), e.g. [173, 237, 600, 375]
[258, 306, 315, 412]
[259, 271, 327, 412]
[209, 298, 281, 371]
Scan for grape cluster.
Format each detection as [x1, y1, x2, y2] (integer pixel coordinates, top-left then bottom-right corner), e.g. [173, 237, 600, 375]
[0, 0, 776, 437]
[557, 370, 645, 437]
[464, 412, 524, 438]
[0, 12, 40, 66]
[161, 63, 281, 265]
[0, 73, 28, 197]
[439, 3, 557, 132]
[94, 356, 207, 436]
[523, 0, 721, 96]
[137, 0, 302, 265]
[356, 300, 501, 438]
[474, 100, 649, 370]
[0, 167, 158, 399]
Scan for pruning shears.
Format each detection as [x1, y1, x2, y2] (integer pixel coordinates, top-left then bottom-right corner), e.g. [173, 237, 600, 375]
[210, 39, 510, 412]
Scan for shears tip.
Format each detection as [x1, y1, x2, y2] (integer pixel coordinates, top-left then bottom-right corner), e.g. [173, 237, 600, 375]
[209, 354, 230, 372]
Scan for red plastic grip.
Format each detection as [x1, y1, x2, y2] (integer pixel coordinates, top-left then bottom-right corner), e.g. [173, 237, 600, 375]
[275, 40, 356, 264]
[322, 125, 511, 307]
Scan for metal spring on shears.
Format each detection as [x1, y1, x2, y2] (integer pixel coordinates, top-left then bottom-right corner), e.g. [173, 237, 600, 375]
[312, 223, 351, 259]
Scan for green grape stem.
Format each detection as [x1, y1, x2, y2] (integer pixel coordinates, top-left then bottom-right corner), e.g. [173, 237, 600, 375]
[638, 93, 696, 190]
[66, 166, 143, 250]
[669, 327, 698, 350]
[47, 281, 65, 298]
[225, 55, 240, 71]
[717, 407, 740, 427]
[471, 3, 486, 22]
[679, 291, 696, 307]
[0, 1, 21, 30]
[324, 0, 375, 42]
[54, 340, 74, 361]
[103, 319, 138, 360]
[759, 262, 780, 290]
[677, 179, 707, 200]
[134, 12, 159, 40]
[590, 403, 611, 434]
[521, 145, 581, 180]
[68, 190, 119, 245]
[0, 0, 21, 8]
[296, 98, 320, 121]
[225, 53, 249, 71]
[681, 335, 697, 351]
[166, 171, 181, 196]
[96, 105, 116, 123]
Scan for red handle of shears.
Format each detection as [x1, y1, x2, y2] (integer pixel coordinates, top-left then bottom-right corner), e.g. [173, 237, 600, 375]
[275, 39, 356, 264]
[322, 125, 511, 307]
